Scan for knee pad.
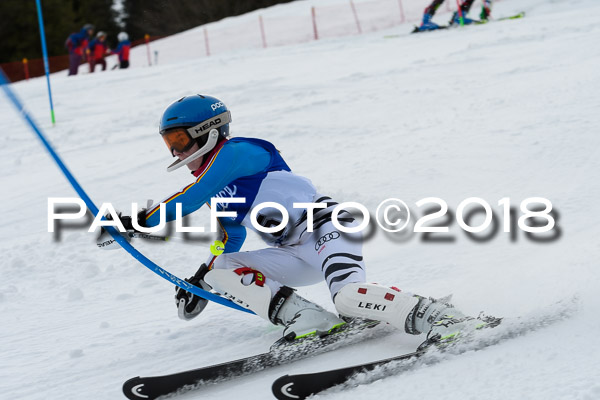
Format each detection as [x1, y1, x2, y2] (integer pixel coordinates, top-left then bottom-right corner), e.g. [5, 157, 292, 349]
[334, 282, 419, 331]
[204, 268, 272, 320]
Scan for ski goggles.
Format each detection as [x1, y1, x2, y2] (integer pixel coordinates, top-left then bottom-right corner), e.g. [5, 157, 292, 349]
[162, 128, 195, 154]
[161, 111, 232, 155]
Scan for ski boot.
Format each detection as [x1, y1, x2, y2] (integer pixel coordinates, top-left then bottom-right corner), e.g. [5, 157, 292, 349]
[204, 268, 345, 341]
[480, 5, 491, 21]
[272, 287, 347, 341]
[418, 12, 441, 31]
[333, 283, 498, 347]
[426, 313, 488, 346]
[450, 11, 477, 25]
[411, 297, 502, 347]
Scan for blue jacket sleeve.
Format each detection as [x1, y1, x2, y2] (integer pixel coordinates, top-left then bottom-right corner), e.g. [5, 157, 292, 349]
[144, 141, 271, 228]
[217, 216, 247, 253]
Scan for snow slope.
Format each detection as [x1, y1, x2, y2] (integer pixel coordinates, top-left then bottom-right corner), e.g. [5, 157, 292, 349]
[1, 0, 600, 399]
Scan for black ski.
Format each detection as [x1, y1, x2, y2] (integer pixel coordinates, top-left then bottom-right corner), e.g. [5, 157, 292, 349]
[272, 349, 424, 400]
[272, 297, 576, 400]
[122, 319, 390, 400]
[124, 351, 275, 399]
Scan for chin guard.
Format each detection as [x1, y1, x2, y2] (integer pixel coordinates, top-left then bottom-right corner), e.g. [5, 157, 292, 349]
[166, 129, 219, 172]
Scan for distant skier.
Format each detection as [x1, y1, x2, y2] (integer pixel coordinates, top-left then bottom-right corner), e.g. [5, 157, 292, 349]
[418, 0, 492, 31]
[104, 95, 493, 345]
[88, 31, 109, 73]
[111, 32, 131, 69]
[65, 24, 94, 76]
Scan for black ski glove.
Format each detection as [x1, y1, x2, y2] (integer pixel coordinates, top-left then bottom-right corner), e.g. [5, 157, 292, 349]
[175, 264, 210, 320]
[96, 210, 148, 249]
[98, 209, 147, 236]
[111, 210, 147, 231]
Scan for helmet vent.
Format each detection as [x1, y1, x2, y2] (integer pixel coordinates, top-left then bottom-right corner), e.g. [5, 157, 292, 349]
[166, 117, 178, 121]
[197, 94, 205, 98]
[177, 97, 185, 102]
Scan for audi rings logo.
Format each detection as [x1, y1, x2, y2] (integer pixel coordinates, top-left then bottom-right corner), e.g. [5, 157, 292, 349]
[315, 231, 340, 251]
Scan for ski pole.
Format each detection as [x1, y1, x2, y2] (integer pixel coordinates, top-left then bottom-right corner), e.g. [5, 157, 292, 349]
[455, 0, 464, 26]
[0, 67, 253, 315]
[35, 0, 56, 125]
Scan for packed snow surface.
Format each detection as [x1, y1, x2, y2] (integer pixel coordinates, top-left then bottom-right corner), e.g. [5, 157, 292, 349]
[1, 0, 599, 399]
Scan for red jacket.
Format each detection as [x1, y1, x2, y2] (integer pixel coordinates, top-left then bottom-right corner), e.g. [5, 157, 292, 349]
[89, 39, 107, 60]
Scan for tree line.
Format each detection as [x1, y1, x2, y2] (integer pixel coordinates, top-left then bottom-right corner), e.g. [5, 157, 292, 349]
[0, 0, 294, 64]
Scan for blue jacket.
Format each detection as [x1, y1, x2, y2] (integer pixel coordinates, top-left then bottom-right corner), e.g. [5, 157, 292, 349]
[113, 40, 131, 62]
[66, 28, 90, 55]
[144, 138, 305, 254]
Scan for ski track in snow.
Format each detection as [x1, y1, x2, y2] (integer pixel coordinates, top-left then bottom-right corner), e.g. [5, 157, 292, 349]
[1, 0, 600, 399]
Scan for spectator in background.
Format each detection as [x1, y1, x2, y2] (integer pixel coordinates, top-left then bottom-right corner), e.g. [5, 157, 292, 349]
[112, 32, 131, 69]
[65, 24, 94, 76]
[418, 0, 492, 31]
[88, 31, 109, 73]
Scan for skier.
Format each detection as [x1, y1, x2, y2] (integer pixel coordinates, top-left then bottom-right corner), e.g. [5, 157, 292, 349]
[88, 31, 109, 73]
[107, 95, 492, 345]
[65, 24, 94, 76]
[419, 0, 492, 31]
[111, 32, 131, 69]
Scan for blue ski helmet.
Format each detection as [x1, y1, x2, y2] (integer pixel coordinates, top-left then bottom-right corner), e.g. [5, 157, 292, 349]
[159, 94, 232, 172]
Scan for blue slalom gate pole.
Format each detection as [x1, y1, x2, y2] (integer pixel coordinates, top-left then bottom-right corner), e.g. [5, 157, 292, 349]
[35, 0, 56, 125]
[0, 68, 253, 315]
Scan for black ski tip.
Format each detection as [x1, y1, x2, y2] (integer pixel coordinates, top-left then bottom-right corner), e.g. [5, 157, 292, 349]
[123, 377, 151, 400]
[272, 375, 305, 400]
